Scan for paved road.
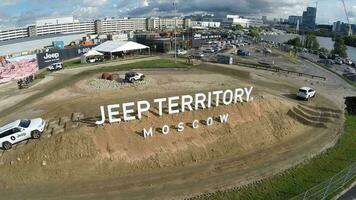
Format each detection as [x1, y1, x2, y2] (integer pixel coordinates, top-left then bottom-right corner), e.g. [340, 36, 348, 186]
[338, 184, 356, 200]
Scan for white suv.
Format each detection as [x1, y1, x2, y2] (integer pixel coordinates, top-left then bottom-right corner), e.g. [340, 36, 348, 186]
[47, 62, 63, 71]
[297, 87, 316, 100]
[125, 72, 145, 83]
[0, 118, 46, 150]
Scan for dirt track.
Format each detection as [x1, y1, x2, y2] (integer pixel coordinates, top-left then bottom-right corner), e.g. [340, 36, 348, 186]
[0, 57, 350, 199]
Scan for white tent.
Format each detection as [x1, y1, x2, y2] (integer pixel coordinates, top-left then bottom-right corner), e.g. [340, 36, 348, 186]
[94, 41, 150, 53]
[81, 50, 104, 63]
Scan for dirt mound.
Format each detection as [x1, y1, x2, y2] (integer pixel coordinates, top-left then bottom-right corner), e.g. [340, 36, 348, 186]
[0, 95, 338, 186]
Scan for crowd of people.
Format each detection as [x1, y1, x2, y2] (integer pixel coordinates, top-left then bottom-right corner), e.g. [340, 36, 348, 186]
[17, 74, 35, 89]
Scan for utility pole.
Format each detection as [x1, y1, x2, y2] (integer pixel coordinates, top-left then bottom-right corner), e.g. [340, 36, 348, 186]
[173, 0, 177, 63]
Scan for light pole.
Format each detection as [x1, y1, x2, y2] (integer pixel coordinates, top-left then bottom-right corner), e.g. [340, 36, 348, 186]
[173, 0, 177, 63]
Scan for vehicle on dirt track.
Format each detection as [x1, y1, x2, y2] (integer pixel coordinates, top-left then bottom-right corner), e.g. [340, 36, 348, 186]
[0, 118, 46, 150]
[297, 87, 316, 100]
[47, 62, 63, 71]
[125, 72, 145, 83]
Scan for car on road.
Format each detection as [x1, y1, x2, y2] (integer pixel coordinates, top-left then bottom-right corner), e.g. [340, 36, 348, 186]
[0, 118, 46, 150]
[351, 62, 356, 68]
[125, 72, 145, 83]
[297, 87, 316, 100]
[343, 59, 353, 65]
[47, 62, 63, 71]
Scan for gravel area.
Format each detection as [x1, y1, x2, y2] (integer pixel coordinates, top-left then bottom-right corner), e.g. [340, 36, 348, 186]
[86, 78, 150, 90]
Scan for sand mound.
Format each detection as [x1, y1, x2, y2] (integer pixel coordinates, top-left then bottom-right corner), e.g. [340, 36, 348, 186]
[0, 95, 334, 185]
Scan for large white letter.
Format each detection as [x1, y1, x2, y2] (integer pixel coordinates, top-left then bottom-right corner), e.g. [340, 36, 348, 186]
[177, 122, 185, 132]
[206, 117, 213, 126]
[181, 95, 193, 112]
[122, 102, 136, 121]
[195, 93, 207, 110]
[192, 120, 199, 129]
[95, 106, 106, 125]
[168, 96, 180, 114]
[244, 86, 254, 102]
[154, 98, 166, 116]
[162, 125, 170, 135]
[223, 90, 234, 105]
[137, 100, 150, 119]
[234, 88, 244, 103]
[212, 90, 223, 106]
[107, 104, 121, 123]
[219, 114, 229, 123]
[143, 128, 153, 138]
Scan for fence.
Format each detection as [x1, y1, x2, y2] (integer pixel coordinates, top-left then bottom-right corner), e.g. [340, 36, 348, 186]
[290, 162, 356, 200]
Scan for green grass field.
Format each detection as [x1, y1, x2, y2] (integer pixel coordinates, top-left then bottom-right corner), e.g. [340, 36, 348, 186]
[201, 115, 356, 200]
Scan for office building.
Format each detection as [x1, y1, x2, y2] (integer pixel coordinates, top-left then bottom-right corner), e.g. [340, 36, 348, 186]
[288, 16, 303, 25]
[302, 7, 317, 29]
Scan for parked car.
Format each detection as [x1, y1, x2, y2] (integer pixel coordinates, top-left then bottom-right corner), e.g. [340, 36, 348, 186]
[334, 58, 343, 65]
[351, 62, 356, 68]
[297, 87, 316, 100]
[319, 53, 328, 59]
[343, 59, 353, 65]
[0, 118, 46, 150]
[47, 62, 63, 71]
[263, 48, 272, 54]
[237, 49, 251, 56]
[192, 52, 204, 59]
[203, 48, 214, 53]
[318, 59, 334, 65]
[125, 72, 145, 82]
[344, 67, 356, 74]
[177, 49, 187, 55]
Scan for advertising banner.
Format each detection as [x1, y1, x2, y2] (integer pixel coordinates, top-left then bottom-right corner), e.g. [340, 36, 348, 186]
[0, 54, 38, 83]
[36, 45, 96, 69]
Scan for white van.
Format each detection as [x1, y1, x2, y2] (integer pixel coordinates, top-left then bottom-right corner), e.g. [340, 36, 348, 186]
[297, 87, 316, 100]
[0, 118, 46, 150]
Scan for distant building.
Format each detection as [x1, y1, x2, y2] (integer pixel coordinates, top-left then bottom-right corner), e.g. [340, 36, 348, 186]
[288, 16, 302, 25]
[332, 21, 356, 33]
[262, 16, 268, 23]
[302, 7, 317, 30]
[222, 15, 264, 28]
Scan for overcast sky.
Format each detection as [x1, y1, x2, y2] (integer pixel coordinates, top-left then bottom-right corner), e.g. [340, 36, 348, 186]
[0, 0, 355, 29]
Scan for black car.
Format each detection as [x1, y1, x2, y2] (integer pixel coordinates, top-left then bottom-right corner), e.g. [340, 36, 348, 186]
[319, 53, 328, 59]
[352, 62, 356, 68]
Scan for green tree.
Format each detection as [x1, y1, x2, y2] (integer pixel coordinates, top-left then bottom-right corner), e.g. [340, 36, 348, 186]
[331, 36, 348, 58]
[304, 33, 320, 50]
[232, 24, 244, 31]
[285, 37, 303, 47]
[318, 47, 329, 54]
[248, 27, 262, 38]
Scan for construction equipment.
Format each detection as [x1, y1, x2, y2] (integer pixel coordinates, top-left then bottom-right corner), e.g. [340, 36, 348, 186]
[341, 0, 353, 36]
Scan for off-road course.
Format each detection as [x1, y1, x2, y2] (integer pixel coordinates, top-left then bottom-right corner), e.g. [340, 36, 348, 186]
[0, 57, 353, 200]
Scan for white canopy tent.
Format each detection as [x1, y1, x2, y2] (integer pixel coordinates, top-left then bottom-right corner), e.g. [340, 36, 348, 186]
[80, 50, 104, 63]
[93, 41, 150, 59]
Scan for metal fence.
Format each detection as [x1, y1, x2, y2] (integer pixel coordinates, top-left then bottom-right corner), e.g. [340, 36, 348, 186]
[290, 162, 356, 200]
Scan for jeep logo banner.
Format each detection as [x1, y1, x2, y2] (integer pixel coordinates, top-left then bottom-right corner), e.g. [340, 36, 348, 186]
[36, 45, 97, 69]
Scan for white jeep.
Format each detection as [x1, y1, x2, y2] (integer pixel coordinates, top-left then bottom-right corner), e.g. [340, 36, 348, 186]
[297, 87, 316, 100]
[0, 118, 46, 150]
[47, 62, 63, 71]
[125, 72, 145, 83]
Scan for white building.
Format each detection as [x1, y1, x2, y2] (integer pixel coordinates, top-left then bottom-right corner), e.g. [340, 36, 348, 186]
[95, 18, 146, 34]
[35, 16, 77, 26]
[223, 15, 264, 28]
[191, 21, 221, 28]
[146, 17, 184, 30]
